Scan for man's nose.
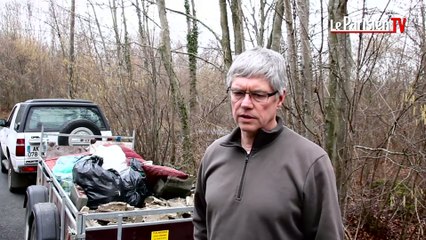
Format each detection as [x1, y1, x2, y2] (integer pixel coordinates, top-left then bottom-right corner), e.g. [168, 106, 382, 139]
[240, 93, 253, 107]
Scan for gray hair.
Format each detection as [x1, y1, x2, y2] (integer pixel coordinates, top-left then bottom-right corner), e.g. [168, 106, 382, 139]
[226, 47, 287, 95]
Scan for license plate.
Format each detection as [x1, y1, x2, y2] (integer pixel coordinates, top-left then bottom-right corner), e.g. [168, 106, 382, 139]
[27, 146, 39, 158]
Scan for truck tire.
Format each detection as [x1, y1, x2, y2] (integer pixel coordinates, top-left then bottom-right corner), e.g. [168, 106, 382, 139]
[8, 158, 20, 193]
[1, 161, 6, 173]
[0, 144, 6, 173]
[0, 143, 5, 158]
[58, 119, 101, 146]
[24, 185, 48, 240]
[29, 203, 59, 240]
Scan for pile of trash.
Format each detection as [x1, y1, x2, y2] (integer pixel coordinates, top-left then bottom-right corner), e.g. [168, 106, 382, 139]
[82, 195, 194, 227]
[51, 143, 193, 210]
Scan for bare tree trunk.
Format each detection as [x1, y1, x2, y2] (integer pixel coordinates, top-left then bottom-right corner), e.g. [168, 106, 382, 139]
[421, 0, 426, 53]
[109, 0, 131, 132]
[257, 0, 267, 46]
[88, 0, 107, 71]
[231, 0, 244, 54]
[67, 0, 76, 98]
[269, 0, 284, 51]
[134, 0, 151, 70]
[111, 0, 122, 69]
[185, 0, 199, 114]
[298, 0, 314, 139]
[219, 0, 232, 68]
[316, 0, 327, 146]
[120, 0, 135, 130]
[244, 0, 268, 47]
[326, 0, 353, 214]
[134, 0, 160, 164]
[110, 0, 122, 103]
[49, 0, 66, 59]
[121, 0, 133, 84]
[283, 0, 300, 130]
[157, 0, 194, 170]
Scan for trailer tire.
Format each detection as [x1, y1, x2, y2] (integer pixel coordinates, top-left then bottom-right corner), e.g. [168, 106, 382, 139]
[24, 185, 48, 240]
[58, 119, 101, 146]
[29, 203, 59, 240]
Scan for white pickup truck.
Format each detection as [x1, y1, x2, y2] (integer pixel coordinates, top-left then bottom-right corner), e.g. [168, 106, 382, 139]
[0, 99, 112, 192]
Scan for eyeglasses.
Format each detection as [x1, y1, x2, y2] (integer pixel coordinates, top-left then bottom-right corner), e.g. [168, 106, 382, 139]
[227, 88, 278, 103]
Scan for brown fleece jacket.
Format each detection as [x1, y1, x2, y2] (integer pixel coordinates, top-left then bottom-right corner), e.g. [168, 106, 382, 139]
[193, 118, 344, 240]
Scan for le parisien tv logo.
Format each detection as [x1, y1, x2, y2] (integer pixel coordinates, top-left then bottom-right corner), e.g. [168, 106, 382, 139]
[330, 16, 407, 34]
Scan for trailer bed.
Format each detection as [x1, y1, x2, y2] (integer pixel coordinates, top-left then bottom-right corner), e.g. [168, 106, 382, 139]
[25, 132, 194, 240]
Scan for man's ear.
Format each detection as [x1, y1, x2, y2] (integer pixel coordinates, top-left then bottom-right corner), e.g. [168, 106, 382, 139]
[277, 90, 286, 108]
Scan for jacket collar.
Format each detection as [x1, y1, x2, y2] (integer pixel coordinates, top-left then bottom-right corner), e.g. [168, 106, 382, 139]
[221, 117, 284, 151]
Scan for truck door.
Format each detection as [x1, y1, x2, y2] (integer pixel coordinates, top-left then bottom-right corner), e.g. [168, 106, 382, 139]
[6, 105, 23, 166]
[1, 105, 18, 157]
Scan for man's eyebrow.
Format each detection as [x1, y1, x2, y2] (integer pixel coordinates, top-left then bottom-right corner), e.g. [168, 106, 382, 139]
[231, 88, 269, 92]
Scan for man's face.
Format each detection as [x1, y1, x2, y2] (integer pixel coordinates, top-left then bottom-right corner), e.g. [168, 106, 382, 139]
[230, 77, 285, 135]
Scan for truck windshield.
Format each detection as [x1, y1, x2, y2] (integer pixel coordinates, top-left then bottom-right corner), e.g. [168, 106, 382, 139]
[24, 106, 107, 132]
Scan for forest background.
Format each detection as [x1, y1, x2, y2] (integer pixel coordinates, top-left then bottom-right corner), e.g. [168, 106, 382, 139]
[0, 0, 425, 239]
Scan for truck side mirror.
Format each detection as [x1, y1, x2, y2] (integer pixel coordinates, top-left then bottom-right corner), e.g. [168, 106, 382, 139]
[0, 119, 7, 127]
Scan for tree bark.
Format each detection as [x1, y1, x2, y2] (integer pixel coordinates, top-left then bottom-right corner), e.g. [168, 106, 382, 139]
[219, 0, 232, 68]
[121, 0, 133, 84]
[67, 0, 76, 98]
[185, 0, 199, 114]
[120, 0, 134, 130]
[253, 0, 267, 46]
[88, 0, 107, 71]
[157, 0, 194, 170]
[134, 0, 161, 164]
[283, 0, 300, 130]
[231, 0, 244, 54]
[270, 0, 284, 51]
[298, 0, 314, 139]
[49, 0, 66, 60]
[326, 0, 353, 213]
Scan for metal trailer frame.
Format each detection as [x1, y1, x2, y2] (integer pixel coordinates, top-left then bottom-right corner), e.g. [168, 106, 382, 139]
[29, 131, 194, 240]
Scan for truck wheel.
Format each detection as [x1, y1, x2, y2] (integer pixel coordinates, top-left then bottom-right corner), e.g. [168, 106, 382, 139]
[29, 203, 59, 240]
[58, 119, 101, 146]
[0, 145, 6, 173]
[8, 159, 20, 193]
[1, 162, 6, 173]
[24, 186, 48, 240]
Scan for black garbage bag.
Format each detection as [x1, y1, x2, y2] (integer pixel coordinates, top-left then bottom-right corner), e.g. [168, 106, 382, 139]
[120, 158, 151, 207]
[73, 155, 123, 209]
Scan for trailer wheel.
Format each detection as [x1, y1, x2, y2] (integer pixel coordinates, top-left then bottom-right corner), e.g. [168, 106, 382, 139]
[58, 119, 101, 146]
[29, 203, 59, 240]
[24, 185, 48, 240]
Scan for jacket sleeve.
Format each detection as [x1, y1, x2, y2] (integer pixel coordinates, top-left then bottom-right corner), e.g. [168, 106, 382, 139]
[302, 155, 344, 240]
[193, 162, 208, 240]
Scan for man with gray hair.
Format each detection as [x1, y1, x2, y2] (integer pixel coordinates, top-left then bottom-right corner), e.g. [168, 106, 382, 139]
[193, 47, 344, 240]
